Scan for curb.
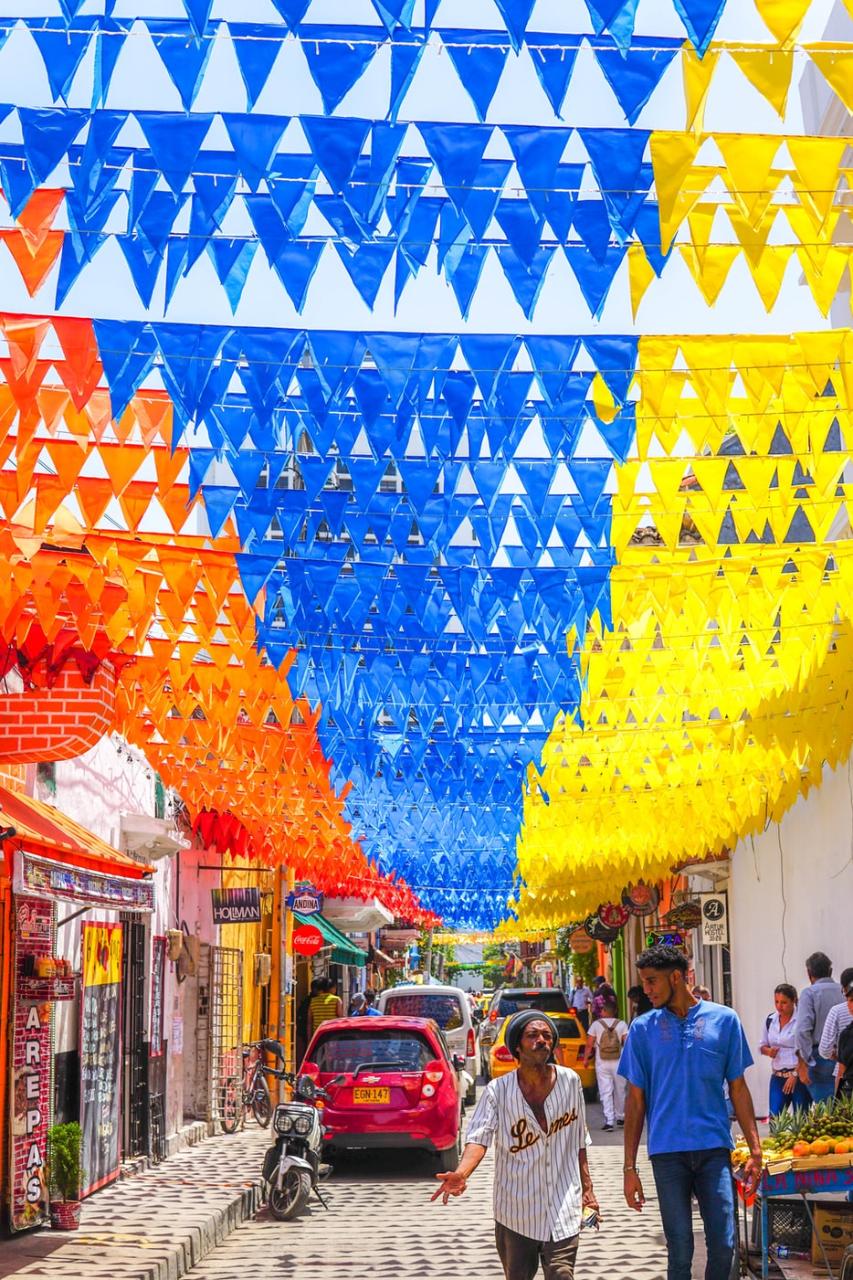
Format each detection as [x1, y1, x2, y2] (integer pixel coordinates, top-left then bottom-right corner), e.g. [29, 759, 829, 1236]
[0, 1130, 269, 1280]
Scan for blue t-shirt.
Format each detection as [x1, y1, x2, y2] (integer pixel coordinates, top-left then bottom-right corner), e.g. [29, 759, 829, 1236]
[618, 1000, 753, 1157]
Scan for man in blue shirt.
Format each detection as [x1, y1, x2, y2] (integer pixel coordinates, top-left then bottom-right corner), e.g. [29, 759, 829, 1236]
[619, 944, 762, 1280]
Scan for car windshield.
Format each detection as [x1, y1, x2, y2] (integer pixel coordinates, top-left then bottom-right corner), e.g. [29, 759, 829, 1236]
[382, 993, 463, 1030]
[313, 1029, 436, 1074]
[497, 991, 571, 1017]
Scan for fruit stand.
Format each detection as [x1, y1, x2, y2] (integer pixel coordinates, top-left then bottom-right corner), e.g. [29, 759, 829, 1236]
[732, 1098, 853, 1279]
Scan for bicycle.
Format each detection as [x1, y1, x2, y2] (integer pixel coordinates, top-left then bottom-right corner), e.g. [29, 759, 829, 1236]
[219, 1039, 284, 1132]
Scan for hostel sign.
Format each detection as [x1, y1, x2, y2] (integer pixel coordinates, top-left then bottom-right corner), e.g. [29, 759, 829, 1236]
[9, 898, 52, 1232]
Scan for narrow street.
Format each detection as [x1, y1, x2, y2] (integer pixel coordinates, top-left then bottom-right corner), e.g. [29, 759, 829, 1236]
[186, 1098, 704, 1280]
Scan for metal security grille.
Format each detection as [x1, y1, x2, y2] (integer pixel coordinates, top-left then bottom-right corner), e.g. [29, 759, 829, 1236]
[121, 917, 148, 1159]
[209, 946, 243, 1130]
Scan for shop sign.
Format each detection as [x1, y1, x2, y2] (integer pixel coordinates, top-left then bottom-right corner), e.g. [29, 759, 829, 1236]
[286, 885, 323, 915]
[150, 937, 165, 1058]
[663, 901, 703, 931]
[80, 923, 123, 1196]
[211, 887, 262, 925]
[646, 930, 685, 949]
[699, 893, 729, 946]
[569, 927, 595, 954]
[292, 923, 324, 956]
[621, 882, 660, 916]
[9, 898, 52, 1233]
[14, 850, 153, 913]
[585, 913, 620, 944]
[597, 903, 630, 930]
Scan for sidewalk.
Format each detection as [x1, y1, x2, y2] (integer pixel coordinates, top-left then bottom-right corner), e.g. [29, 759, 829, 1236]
[0, 1126, 270, 1280]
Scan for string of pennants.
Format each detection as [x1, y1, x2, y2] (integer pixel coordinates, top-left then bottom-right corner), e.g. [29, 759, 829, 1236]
[4, 14, 851, 126]
[1, 119, 851, 321]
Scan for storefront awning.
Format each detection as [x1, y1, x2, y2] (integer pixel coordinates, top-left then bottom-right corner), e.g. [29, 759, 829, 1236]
[292, 910, 367, 967]
[1, 786, 154, 912]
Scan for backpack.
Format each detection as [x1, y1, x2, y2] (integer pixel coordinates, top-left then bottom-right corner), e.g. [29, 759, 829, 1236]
[598, 1019, 622, 1061]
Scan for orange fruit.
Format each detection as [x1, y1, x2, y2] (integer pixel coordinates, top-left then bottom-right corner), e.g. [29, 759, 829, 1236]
[834, 1140, 850, 1155]
[810, 1140, 831, 1156]
[792, 1141, 810, 1158]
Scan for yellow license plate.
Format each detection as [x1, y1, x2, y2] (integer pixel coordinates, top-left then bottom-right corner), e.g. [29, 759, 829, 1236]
[353, 1087, 390, 1104]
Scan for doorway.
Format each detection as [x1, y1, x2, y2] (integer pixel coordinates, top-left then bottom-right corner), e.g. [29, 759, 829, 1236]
[121, 916, 149, 1159]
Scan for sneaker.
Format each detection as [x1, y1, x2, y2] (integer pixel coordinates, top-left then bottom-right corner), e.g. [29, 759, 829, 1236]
[617, 1119, 625, 1127]
[602, 1123, 614, 1132]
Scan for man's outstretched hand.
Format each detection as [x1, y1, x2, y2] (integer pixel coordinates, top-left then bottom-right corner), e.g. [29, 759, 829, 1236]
[431, 1171, 468, 1204]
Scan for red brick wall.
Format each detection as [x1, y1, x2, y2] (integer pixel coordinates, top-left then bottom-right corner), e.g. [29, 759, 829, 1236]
[0, 662, 116, 764]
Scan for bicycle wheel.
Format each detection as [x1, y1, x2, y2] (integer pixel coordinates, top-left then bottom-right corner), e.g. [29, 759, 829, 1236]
[252, 1072, 272, 1128]
[219, 1076, 241, 1134]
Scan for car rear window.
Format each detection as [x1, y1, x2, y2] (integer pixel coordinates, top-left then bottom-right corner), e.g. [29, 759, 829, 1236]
[497, 991, 571, 1017]
[556, 1020, 581, 1040]
[382, 993, 463, 1030]
[313, 1029, 436, 1074]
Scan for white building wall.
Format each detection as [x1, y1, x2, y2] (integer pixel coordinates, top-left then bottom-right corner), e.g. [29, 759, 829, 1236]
[728, 758, 853, 1115]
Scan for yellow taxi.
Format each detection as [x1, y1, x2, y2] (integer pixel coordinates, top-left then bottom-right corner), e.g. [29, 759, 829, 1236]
[488, 1010, 597, 1095]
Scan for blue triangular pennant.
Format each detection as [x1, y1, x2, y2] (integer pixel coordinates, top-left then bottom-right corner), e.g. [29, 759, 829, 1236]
[93, 19, 132, 107]
[493, 0, 537, 51]
[572, 199, 615, 262]
[118, 237, 164, 307]
[495, 197, 544, 266]
[457, 160, 512, 237]
[201, 485, 239, 538]
[269, 0, 311, 26]
[300, 25, 381, 113]
[564, 245, 627, 317]
[525, 336, 582, 407]
[495, 246, 555, 318]
[580, 128, 650, 237]
[184, 0, 215, 36]
[526, 35, 583, 116]
[149, 22, 216, 111]
[583, 0, 641, 52]
[589, 36, 681, 125]
[673, 0, 727, 55]
[207, 238, 257, 311]
[268, 155, 319, 235]
[19, 107, 87, 186]
[236, 553, 281, 604]
[0, 154, 36, 220]
[31, 19, 96, 103]
[230, 23, 283, 109]
[302, 115, 371, 193]
[583, 334, 639, 406]
[93, 319, 158, 418]
[440, 30, 511, 122]
[445, 243, 490, 319]
[420, 123, 494, 208]
[223, 113, 288, 189]
[272, 241, 326, 311]
[390, 33, 427, 121]
[459, 334, 521, 402]
[371, 0, 416, 32]
[154, 323, 230, 428]
[137, 112, 213, 195]
[335, 241, 396, 307]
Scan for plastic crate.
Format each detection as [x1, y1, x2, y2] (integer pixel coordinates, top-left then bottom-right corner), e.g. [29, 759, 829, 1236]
[751, 1198, 813, 1253]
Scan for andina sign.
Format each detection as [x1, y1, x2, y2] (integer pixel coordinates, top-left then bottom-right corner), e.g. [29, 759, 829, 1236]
[286, 885, 323, 915]
[211, 887, 262, 925]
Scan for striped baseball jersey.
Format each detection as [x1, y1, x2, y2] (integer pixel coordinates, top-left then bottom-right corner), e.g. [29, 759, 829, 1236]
[466, 1065, 591, 1242]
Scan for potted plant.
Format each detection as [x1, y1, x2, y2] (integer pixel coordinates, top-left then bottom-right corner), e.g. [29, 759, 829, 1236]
[47, 1122, 83, 1229]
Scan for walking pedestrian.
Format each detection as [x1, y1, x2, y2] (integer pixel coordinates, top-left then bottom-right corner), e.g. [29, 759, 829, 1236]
[570, 975, 593, 1031]
[308, 975, 342, 1038]
[619, 944, 762, 1280]
[795, 952, 843, 1104]
[836, 984, 853, 1099]
[582, 997, 628, 1131]
[759, 983, 812, 1116]
[296, 977, 322, 1064]
[591, 977, 616, 1022]
[432, 1009, 600, 1280]
[627, 985, 653, 1019]
[349, 991, 380, 1017]
[818, 966, 853, 1090]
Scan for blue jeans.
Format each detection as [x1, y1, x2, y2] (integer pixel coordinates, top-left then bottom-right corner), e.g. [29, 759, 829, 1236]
[808, 1052, 836, 1104]
[769, 1073, 812, 1116]
[650, 1148, 735, 1280]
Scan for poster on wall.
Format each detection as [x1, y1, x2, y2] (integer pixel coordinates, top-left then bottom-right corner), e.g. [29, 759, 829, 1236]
[699, 892, 729, 946]
[80, 922, 123, 1197]
[8, 898, 52, 1233]
[150, 936, 165, 1058]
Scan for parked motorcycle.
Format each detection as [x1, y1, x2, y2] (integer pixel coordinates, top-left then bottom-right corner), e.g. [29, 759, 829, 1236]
[261, 1055, 344, 1221]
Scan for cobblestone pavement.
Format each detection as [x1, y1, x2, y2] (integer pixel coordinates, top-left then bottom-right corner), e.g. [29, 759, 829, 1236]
[185, 1100, 712, 1280]
[0, 1125, 270, 1280]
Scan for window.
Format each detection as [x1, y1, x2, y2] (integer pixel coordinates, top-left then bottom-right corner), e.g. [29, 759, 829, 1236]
[313, 1029, 434, 1074]
[497, 991, 571, 1017]
[382, 993, 464, 1030]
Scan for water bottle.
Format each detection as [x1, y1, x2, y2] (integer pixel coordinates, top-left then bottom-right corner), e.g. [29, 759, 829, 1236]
[776, 1247, 791, 1259]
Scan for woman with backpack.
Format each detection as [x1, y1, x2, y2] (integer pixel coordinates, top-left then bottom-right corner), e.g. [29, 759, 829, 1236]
[582, 997, 629, 1131]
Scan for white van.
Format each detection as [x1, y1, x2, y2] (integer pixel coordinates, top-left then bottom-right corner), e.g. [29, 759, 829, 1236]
[378, 984, 478, 1104]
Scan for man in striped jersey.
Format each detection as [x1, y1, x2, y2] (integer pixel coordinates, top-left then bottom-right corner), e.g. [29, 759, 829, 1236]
[432, 1009, 599, 1279]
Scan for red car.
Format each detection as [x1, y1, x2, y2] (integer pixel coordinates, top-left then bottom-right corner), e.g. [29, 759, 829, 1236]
[301, 1015, 463, 1169]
